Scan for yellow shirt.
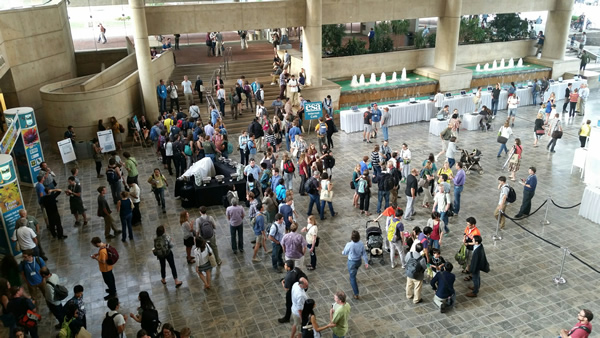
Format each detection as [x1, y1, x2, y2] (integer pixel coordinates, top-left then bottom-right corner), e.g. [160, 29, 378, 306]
[580, 124, 591, 137]
[98, 247, 113, 272]
[437, 167, 453, 183]
[164, 118, 173, 134]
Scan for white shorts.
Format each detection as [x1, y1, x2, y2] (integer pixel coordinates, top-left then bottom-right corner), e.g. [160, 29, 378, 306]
[364, 124, 372, 133]
[372, 121, 381, 129]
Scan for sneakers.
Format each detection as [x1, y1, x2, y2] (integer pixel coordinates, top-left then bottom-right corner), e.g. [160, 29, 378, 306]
[466, 292, 477, 297]
[252, 257, 261, 262]
[440, 303, 448, 313]
[278, 317, 290, 323]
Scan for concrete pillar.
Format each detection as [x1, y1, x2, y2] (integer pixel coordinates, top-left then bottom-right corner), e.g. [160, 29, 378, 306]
[129, 0, 159, 118]
[433, 0, 461, 71]
[543, 0, 573, 60]
[408, 19, 418, 32]
[303, 0, 322, 86]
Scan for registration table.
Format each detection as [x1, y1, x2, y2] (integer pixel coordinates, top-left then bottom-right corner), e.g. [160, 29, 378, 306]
[462, 113, 482, 131]
[429, 119, 448, 136]
[579, 186, 600, 224]
[340, 100, 435, 133]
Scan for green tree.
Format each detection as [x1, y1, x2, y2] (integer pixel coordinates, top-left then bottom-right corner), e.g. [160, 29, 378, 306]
[459, 17, 488, 44]
[426, 33, 436, 48]
[489, 13, 529, 41]
[322, 24, 345, 54]
[370, 21, 394, 53]
[391, 20, 410, 36]
[414, 29, 426, 49]
[340, 37, 368, 56]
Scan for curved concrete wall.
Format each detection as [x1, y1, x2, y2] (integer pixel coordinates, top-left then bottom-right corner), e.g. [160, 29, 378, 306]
[40, 51, 175, 151]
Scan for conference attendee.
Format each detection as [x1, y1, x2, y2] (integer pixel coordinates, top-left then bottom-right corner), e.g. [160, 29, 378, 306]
[515, 167, 537, 218]
[453, 162, 466, 217]
[342, 230, 369, 299]
[430, 262, 456, 313]
[466, 235, 489, 298]
[405, 242, 428, 305]
[330, 291, 351, 338]
[404, 168, 418, 221]
[281, 222, 307, 268]
[90, 237, 117, 300]
[462, 217, 480, 278]
[547, 113, 562, 153]
[560, 309, 593, 338]
[579, 120, 591, 148]
[226, 198, 245, 254]
[290, 277, 309, 338]
[40, 267, 64, 329]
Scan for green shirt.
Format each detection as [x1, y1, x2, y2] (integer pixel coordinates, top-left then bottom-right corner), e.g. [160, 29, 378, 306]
[332, 303, 351, 336]
[125, 157, 138, 177]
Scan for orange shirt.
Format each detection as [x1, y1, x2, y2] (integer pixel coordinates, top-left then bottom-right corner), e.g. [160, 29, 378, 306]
[464, 225, 481, 240]
[98, 247, 113, 273]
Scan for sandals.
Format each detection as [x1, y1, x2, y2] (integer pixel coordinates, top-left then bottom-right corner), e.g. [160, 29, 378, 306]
[161, 279, 167, 285]
[461, 269, 469, 274]
[306, 266, 315, 271]
[464, 276, 472, 281]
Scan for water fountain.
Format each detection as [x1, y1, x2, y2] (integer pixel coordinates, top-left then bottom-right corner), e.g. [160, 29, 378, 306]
[390, 71, 397, 82]
[500, 58, 505, 69]
[517, 58, 523, 68]
[508, 58, 514, 68]
[401, 68, 408, 81]
[379, 72, 387, 84]
[359, 74, 365, 86]
[483, 63, 489, 71]
[369, 73, 377, 85]
[492, 60, 498, 70]
[476, 64, 481, 72]
[350, 75, 359, 87]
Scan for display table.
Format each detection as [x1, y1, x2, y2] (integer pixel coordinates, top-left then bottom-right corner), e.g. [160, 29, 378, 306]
[429, 118, 448, 136]
[462, 114, 481, 131]
[174, 160, 247, 207]
[340, 100, 435, 133]
[579, 186, 600, 224]
[544, 79, 586, 102]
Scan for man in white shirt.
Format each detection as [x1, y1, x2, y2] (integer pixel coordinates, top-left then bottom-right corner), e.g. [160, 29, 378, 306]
[291, 277, 309, 338]
[434, 91, 445, 112]
[217, 86, 226, 114]
[181, 75, 193, 109]
[288, 75, 299, 106]
[41, 267, 64, 329]
[495, 176, 511, 230]
[127, 180, 142, 226]
[167, 80, 179, 113]
[579, 83, 590, 117]
[11, 218, 39, 256]
[106, 297, 127, 337]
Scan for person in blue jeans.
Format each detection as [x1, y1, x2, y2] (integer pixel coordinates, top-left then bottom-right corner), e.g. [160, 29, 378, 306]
[117, 191, 134, 242]
[342, 230, 369, 300]
[306, 172, 321, 216]
[319, 173, 337, 220]
[453, 162, 466, 216]
[268, 213, 286, 272]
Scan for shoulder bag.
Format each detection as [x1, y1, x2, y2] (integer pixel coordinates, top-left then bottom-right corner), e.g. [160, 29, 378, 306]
[552, 122, 563, 139]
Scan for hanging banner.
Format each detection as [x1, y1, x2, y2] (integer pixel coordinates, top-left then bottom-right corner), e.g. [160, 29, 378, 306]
[97, 130, 116, 153]
[0, 118, 19, 154]
[0, 156, 24, 256]
[57, 139, 77, 164]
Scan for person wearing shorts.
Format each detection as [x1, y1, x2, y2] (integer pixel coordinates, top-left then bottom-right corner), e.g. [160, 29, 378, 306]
[363, 107, 373, 143]
[507, 95, 519, 127]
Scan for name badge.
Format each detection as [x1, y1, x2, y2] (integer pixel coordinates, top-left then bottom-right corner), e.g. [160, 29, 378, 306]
[30, 272, 36, 276]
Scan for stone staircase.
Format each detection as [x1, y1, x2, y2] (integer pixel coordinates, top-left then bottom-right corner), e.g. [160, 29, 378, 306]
[165, 58, 282, 131]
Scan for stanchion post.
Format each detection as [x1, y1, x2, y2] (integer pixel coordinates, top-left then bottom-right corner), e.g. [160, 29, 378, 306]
[492, 210, 503, 241]
[541, 196, 551, 225]
[553, 247, 568, 285]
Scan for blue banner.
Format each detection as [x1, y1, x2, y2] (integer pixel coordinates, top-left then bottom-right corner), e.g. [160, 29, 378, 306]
[0, 160, 24, 256]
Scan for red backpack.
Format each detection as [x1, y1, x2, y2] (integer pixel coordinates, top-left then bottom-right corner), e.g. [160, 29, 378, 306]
[283, 160, 295, 173]
[104, 245, 119, 265]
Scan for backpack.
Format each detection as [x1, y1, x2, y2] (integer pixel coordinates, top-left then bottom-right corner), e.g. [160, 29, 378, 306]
[382, 173, 395, 191]
[227, 142, 233, 154]
[305, 178, 317, 195]
[318, 123, 327, 136]
[455, 244, 467, 268]
[140, 308, 161, 336]
[58, 317, 73, 338]
[199, 217, 215, 239]
[190, 106, 200, 119]
[405, 254, 425, 279]
[101, 312, 120, 338]
[506, 186, 517, 203]
[104, 246, 119, 265]
[325, 156, 335, 169]
[440, 127, 452, 140]
[283, 160, 295, 173]
[106, 168, 119, 184]
[47, 281, 69, 301]
[184, 144, 192, 156]
[256, 90, 263, 101]
[260, 170, 272, 188]
[357, 179, 367, 194]
[153, 236, 170, 258]
[387, 218, 403, 242]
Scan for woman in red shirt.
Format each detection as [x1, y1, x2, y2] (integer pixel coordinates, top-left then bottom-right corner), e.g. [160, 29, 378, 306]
[508, 138, 523, 181]
[427, 212, 443, 249]
[569, 88, 580, 118]
[298, 153, 310, 196]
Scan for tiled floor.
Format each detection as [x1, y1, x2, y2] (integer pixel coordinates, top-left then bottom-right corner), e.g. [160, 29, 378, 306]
[24, 94, 600, 337]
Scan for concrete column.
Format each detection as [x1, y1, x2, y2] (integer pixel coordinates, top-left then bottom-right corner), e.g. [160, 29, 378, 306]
[433, 0, 461, 71]
[129, 0, 159, 118]
[543, 0, 573, 60]
[303, 0, 322, 86]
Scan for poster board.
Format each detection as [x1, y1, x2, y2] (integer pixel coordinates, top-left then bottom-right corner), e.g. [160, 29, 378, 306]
[304, 102, 323, 120]
[57, 139, 76, 164]
[97, 130, 116, 153]
[133, 115, 142, 133]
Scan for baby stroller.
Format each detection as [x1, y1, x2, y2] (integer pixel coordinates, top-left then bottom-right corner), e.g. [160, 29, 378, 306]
[365, 221, 385, 265]
[460, 149, 484, 174]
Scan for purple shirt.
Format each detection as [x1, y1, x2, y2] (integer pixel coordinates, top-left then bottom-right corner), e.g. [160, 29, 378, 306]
[226, 205, 245, 226]
[281, 232, 307, 259]
[453, 169, 465, 186]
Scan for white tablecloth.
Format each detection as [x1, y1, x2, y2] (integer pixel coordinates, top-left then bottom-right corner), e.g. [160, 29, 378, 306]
[340, 100, 435, 133]
[579, 186, 600, 224]
[462, 114, 481, 131]
[544, 79, 586, 102]
[429, 118, 448, 136]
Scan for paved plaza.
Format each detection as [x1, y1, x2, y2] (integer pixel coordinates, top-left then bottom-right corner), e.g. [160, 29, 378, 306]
[26, 97, 600, 337]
